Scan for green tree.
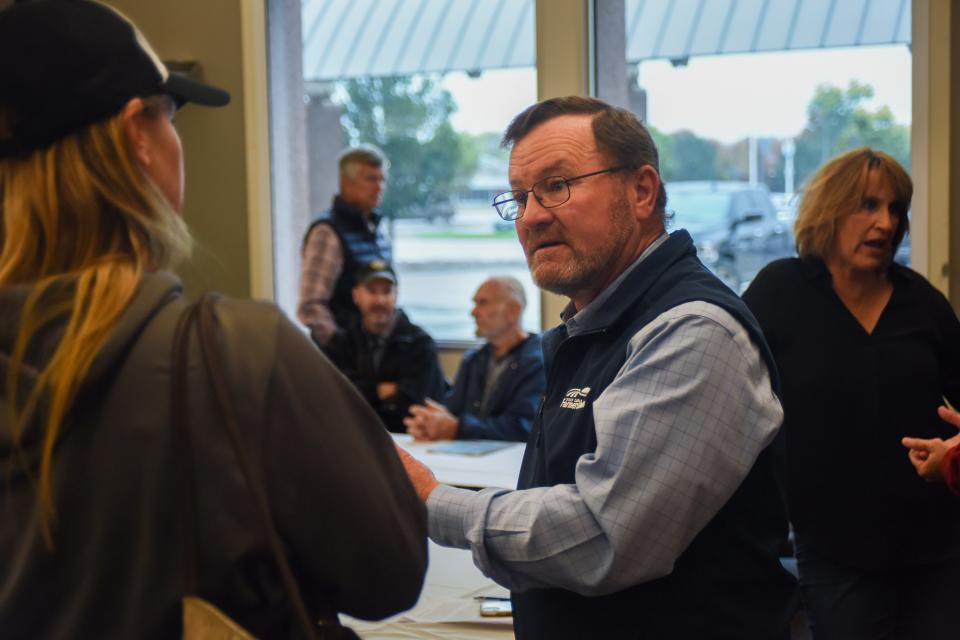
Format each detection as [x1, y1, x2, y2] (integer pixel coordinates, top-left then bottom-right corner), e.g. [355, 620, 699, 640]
[670, 130, 720, 180]
[794, 81, 910, 186]
[455, 131, 504, 190]
[338, 75, 476, 219]
[649, 127, 722, 182]
[649, 125, 676, 180]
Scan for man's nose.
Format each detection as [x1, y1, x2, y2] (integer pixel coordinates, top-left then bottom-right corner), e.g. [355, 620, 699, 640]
[518, 194, 554, 228]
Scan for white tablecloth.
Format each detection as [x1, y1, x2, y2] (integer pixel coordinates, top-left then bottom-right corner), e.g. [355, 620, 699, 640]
[345, 436, 525, 639]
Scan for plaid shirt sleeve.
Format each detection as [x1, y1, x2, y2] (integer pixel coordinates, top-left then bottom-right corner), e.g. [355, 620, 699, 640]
[297, 224, 343, 345]
[427, 301, 783, 596]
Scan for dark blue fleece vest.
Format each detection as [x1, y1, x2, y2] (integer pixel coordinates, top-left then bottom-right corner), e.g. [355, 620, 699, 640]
[512, 231, 796, 640]
[305, 196, 392, 331]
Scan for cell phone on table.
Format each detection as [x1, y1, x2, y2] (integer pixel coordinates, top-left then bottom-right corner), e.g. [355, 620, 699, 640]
[479, 599, 513, 617]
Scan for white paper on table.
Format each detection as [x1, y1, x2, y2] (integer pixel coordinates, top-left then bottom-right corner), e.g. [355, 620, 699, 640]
[399, 598, 513, 625]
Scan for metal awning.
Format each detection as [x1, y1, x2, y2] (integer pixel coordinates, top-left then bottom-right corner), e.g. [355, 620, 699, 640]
[301, 0, 911, 82]
[301, 0, 535, 81]
[628, 0, 911, 63]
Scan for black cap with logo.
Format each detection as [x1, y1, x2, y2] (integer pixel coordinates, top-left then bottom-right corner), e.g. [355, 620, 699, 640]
[0, 0, 230, 159]
[356, 260, 397, 286]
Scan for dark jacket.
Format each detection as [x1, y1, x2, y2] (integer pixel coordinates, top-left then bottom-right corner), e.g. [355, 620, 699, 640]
[325, 310, 447, 433]
[445, 334, 545, 442]
[304, 195, 392, 333]
[743, 257, 960, 570]
[513, 231, 797, 640]
[0, 272, 427, 639]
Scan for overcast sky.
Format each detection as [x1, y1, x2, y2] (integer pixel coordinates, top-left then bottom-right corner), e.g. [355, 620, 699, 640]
[444, 45, 911, 145]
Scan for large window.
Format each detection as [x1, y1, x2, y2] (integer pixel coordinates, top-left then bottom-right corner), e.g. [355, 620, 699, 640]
[272, 0, 539, 342]
[599, 0, 912, 292]
[331, 70, 538, 340]
[268, 0, 915, 333]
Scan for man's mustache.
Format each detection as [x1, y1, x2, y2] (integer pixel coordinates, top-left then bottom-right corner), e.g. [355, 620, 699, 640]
[523, 230, 563, 251]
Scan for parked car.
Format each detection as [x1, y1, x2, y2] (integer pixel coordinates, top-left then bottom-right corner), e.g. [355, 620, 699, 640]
[667, 181, 794, 293]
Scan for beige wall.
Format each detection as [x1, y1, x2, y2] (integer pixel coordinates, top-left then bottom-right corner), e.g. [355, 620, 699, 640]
[439, 349, 466, 382]
[912, 0, 960, 314]
[110, 0, 254, 300]
[952, 4, 960, 310]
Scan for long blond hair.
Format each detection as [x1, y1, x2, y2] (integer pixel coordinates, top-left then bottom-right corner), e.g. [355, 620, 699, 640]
[793, 147, 912, 259]
[0, 96, 191, 544]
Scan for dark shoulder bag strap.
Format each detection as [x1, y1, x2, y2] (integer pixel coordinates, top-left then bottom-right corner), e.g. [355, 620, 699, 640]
[193, 293, 359, 639]
[173, 299, 202, 598]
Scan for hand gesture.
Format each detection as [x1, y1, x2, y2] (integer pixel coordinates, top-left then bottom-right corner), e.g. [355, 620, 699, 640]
[403, 398, 459, 441]
[901, 406, 960, 481]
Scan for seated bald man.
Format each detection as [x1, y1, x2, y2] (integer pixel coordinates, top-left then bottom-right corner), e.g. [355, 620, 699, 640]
[403, 276, 545, 442]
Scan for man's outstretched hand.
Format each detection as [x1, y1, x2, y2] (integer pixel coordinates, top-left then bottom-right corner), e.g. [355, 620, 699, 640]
[395, 443, 439, 502]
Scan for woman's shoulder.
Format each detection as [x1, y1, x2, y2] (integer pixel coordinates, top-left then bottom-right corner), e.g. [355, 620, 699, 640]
[891, 261, 942, 292]
[890, 262, 956, 315]
[213, 296, 286, 334]
[209, 296, 311, 368]
[743, 257, 805, 302]
[752, 256, 805, 282]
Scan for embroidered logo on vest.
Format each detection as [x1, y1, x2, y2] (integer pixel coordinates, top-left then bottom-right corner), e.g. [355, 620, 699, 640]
[560, 386, 591, 410]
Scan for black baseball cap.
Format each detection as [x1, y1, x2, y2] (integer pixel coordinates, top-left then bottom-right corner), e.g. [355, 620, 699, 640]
[0, 0, 230, 159]
[356, 260, 397, 286]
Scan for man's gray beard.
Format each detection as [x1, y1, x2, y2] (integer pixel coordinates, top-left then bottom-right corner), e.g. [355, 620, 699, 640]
[526, 197, 633, 299]
[529, 267, 579, 298]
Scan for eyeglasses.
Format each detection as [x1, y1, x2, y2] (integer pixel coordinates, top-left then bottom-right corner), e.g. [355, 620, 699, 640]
[492, 166, 626, 221]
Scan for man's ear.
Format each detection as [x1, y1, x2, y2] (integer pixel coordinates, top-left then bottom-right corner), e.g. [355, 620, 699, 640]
[626, 165, 661, 221]
[351, 286, 362, 306]
[121, 97, 151, 168]
[507, 299, 522, 323]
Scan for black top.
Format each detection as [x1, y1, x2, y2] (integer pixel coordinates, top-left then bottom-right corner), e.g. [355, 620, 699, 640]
[743, 257, 960, 571]
[325, 310, 447, 433]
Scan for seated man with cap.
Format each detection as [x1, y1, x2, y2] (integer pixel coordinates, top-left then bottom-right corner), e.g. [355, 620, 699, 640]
[325, 260, 447, 433]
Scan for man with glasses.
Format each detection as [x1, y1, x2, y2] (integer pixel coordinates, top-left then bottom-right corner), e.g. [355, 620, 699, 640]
[397, 96, 797, 638]
[298, 145, 391, 347]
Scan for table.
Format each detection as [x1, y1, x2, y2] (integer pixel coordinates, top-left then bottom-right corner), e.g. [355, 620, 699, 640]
[345, 541, 514, 639]
[391, 433, 525, 490]
[344, 436, 525, 639]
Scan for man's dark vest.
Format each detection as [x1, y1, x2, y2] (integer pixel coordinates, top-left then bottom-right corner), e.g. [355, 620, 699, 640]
[512, 231, 797, 640]
[304, 195, 392, 331]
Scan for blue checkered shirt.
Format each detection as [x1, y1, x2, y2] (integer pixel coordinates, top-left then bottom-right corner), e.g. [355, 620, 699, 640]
[427, 256, 783, 596]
